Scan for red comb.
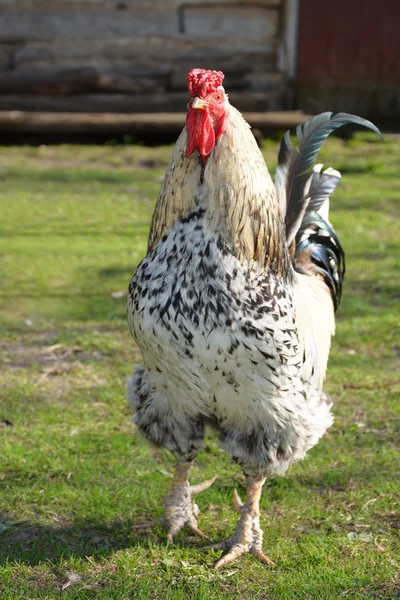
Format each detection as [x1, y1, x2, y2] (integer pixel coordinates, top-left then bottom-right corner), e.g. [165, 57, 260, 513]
[187, 69, 225, 98]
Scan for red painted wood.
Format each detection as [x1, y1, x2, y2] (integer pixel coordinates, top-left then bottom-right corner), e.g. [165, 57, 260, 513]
[297, 0, 400, 81]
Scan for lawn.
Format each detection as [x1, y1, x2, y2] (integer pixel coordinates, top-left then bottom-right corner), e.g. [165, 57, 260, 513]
[0, 134, 399, 599]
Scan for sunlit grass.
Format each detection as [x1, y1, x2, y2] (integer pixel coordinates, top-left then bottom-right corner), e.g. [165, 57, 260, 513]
[0, 136, 399, 599]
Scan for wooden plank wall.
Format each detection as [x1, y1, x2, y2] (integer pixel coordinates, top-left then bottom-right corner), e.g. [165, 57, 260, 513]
[0, 0, 286, 113]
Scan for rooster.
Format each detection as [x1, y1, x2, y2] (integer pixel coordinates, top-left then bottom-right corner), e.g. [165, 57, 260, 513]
[127, 69, 381, 568]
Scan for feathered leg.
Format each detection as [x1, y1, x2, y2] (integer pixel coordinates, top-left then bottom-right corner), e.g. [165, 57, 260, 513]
[129, 367, 216, 540]
[204, 476, 274, 569]
[163, 460, 216, 541]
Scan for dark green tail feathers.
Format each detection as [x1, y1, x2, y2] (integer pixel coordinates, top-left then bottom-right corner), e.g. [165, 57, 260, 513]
[275, 112, 382, 310]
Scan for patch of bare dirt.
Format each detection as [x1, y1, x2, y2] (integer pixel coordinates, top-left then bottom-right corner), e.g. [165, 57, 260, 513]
[1, 341, 104, 370]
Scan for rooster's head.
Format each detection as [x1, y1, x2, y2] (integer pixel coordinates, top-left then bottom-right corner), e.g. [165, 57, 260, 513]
[186, 69, 229, 164]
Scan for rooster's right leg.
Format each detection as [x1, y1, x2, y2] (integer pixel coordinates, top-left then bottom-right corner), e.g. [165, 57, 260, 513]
[163, 461, 216, 541]
[133, 460, 216, 540]
[129, 367, 216, 541]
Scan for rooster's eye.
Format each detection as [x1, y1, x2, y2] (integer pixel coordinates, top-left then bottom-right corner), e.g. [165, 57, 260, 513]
[215, 93, 222, 102]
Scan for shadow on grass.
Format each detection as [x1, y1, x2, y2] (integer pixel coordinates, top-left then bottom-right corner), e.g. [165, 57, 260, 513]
[1, 169, 134, 185]
[0, 223, 151, 237]
[0, 516, 158, 566]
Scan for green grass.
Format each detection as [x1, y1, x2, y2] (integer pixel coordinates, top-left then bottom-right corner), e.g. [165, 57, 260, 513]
[0, 136, 399, 599]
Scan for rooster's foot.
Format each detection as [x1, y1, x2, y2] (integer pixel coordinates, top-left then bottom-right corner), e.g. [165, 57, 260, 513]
[204, 487, 275, 569]
[163, 474, 217, 542]
[163, 463, 216, 542]
[133, 472, 216, 540]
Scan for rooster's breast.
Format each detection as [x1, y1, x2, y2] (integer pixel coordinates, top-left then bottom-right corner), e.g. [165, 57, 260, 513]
[127, 208, 302, 427]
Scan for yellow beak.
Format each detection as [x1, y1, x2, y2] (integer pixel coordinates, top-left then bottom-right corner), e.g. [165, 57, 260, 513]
[191, 97, 207, 109]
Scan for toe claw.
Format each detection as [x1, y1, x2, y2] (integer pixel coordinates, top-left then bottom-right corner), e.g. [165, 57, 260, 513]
[214, 543, 246, 569]
[251, 547, 276, 567]
[189, 523, 207, 538]
[166, 518, 207, 542]
[165, 518, 184, 543]
[166, 530, 176, 544]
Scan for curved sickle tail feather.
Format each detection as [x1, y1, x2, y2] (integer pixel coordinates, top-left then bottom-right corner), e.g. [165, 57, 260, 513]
[275, 112, 382, 310]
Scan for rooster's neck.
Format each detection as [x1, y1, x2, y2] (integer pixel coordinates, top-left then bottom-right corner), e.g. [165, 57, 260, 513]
[149, 106, 289, 275]
[198, 106, 289, 274]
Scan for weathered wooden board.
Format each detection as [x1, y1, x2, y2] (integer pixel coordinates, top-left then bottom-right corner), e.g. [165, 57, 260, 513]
[0, 67, 170, 94]
[0, 109, 309, 139]
[0, 0, 282, 10]
[0, 69, 284, 96]
[0, 68, 99, 94]
[11, 36, 278, 61]
[182, 5, 279, 39]
[10, 57, 277, 82]
[0, 13, 179, 41]
[0, 44, 13, 69]
[0, 91, 281, 113]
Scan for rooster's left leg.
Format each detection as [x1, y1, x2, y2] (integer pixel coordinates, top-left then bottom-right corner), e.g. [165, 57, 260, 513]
[163, 460, 216, 542]
[204, 476, 274, 569]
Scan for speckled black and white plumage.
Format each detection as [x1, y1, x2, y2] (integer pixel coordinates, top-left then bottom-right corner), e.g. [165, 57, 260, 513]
[127, 204, 333, 478]
[126, 84, 382, 566]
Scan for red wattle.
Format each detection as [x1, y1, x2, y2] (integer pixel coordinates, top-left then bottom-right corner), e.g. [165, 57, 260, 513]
[186, 108, 215, 163]
[185, 108, 198, 157]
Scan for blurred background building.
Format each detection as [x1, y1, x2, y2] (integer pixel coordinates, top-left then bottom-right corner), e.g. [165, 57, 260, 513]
[0, 0, 398, 139]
